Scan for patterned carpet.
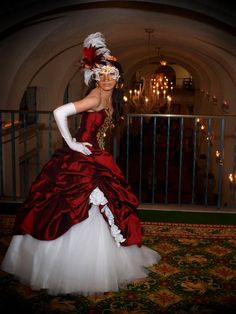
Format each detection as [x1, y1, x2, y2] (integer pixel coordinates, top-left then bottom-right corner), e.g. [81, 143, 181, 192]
[0, 215, 236, 313]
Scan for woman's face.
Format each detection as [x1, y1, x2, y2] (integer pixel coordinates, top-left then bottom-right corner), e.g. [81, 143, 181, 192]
[98, 77, 117, 91]
[94, 65, 119, 90]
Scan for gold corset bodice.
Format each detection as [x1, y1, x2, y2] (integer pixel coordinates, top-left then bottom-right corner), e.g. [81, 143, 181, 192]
[96, 109, 113, 150]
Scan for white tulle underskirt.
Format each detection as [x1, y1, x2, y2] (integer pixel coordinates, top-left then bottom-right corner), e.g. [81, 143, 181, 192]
[1, 204, 161, 296]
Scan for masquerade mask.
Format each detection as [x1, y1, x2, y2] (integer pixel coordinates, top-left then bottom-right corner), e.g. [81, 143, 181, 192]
[93, 65, 120, 82]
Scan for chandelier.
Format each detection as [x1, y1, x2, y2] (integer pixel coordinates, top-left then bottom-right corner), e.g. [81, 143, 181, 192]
[126, 29, 174, 114]
[156, 47, 167, 66]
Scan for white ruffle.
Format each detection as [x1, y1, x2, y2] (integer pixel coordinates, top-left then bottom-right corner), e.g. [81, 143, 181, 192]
[89, 187, 108, 205]
[101, 205, 126, 246]
[89, 187, 125, 246]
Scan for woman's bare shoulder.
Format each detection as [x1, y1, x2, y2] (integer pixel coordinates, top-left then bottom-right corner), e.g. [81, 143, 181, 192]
[87, 88, 101, 98]
[73, 89, 101, 113]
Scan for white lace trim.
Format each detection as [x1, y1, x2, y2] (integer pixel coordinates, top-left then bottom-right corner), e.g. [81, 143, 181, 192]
[89, 187, 126, 247]
[100, 205, 126, 247]
[89, 187, 108, 205]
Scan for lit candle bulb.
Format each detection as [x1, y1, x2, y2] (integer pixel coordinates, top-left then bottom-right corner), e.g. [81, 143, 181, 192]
[167, 95, 171, 104]
[129, 90, 132, 100]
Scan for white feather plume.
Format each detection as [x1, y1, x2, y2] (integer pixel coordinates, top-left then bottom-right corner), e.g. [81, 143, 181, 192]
[84, 68, 94, 86]
[83, 32, 111, 57]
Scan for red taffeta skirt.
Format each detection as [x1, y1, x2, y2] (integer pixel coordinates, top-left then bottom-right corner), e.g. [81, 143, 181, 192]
[1, 147, 161, 295]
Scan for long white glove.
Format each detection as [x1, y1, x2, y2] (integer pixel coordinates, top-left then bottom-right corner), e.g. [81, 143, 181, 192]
[53, 102, 92, 155]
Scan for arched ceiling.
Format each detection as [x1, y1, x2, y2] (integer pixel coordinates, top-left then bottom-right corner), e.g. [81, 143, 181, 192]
[0, 0, 236, 111]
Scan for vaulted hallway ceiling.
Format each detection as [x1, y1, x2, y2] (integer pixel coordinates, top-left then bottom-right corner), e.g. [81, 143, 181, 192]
[0, 0, 236, 113]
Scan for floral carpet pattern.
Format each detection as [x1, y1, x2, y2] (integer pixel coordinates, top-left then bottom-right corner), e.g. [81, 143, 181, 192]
[0, 216, 236, 314]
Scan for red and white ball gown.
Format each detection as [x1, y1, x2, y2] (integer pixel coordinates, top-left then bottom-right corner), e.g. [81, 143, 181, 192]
[1, 109, 161, 296]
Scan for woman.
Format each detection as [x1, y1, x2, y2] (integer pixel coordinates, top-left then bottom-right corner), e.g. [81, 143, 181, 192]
[1, 32, 161, 296]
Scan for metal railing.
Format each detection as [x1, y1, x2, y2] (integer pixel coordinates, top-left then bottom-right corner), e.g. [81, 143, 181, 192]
[0, 110, 236, 209]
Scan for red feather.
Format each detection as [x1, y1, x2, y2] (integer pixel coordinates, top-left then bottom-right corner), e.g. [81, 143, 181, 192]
[82, 45, 103, 68]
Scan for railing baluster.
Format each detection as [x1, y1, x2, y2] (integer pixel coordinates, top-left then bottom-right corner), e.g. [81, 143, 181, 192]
[23, 113, 28, 197]
[233, 125, 236, 172]
[204, 118, 212, 206]
[233, 126, 236, 171]
[191, 118, 198, 204]
[232, 124, 236, 207]
[152, 117, 157, 203]
[139, 116, 143, 201]
[178, 117, 184, 204]
[0, 113, 3, 196]
[10, 112, 16, 200]
[36, 112, 40, 175]
[126, 115, 130, 183]
[165, 117, 170, 204]
[217, 118, 225, 209]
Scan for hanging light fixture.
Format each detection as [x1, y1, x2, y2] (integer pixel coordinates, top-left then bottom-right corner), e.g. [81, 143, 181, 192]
[156, 47, 167, 66]
[125, 29, 173, 113]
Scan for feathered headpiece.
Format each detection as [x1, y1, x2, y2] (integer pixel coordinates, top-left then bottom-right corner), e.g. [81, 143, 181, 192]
[80, 32, 117, 86]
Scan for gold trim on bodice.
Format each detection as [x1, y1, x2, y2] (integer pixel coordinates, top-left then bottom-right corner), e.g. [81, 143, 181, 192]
[96, 109, 113, 150]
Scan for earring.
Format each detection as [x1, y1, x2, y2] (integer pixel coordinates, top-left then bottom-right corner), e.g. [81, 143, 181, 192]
[115, 82, 118, 89]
